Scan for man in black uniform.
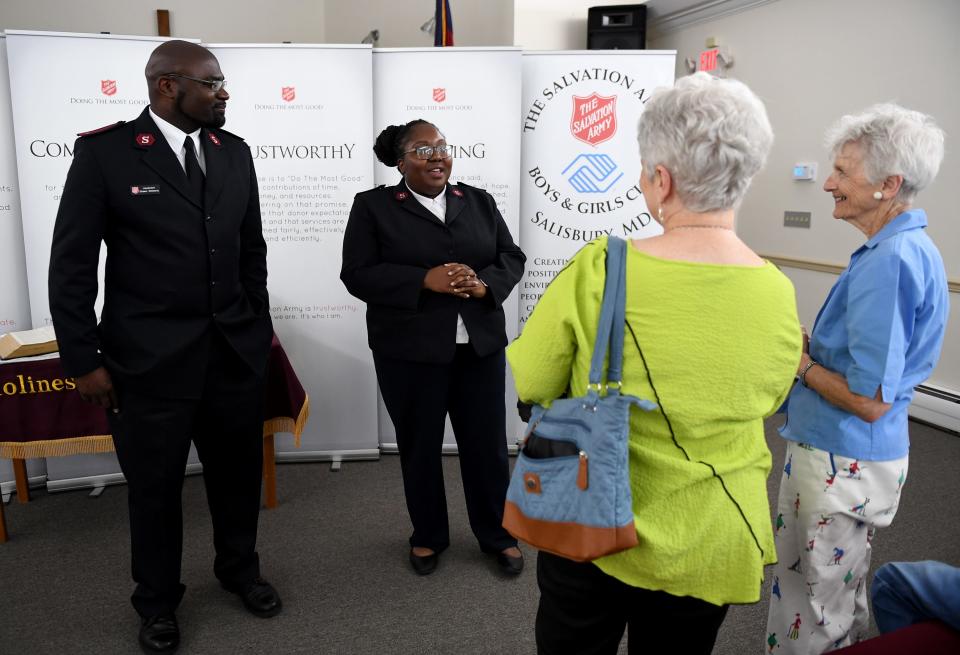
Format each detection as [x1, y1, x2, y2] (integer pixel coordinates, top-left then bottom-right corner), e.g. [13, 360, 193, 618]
[49, 40, 280, 653]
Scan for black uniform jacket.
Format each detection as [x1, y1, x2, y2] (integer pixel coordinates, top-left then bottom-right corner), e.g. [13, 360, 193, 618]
[341, 181, 525, 364]
[48, 107, 272, 397]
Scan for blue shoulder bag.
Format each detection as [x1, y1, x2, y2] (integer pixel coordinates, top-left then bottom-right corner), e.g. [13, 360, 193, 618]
[503, 236, 657, 562]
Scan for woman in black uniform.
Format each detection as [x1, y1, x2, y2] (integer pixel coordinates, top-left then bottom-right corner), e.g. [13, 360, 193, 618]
[341, 119, 526, 576]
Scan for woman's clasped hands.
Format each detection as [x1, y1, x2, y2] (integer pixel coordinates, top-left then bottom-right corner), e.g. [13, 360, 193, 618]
[423, 263, 487, 299]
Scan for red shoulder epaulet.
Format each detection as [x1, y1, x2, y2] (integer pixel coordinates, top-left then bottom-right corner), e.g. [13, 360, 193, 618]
[76, 121, 126, 137]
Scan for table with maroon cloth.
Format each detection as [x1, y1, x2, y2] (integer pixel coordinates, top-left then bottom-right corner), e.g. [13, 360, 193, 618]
[0, 335, 308, 544]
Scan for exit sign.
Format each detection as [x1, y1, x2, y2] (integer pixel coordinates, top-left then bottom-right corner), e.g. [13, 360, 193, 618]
[699, 48, 720, 72]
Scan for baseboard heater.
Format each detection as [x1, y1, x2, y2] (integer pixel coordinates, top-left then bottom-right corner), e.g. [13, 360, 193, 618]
[910, 384, 960, 435]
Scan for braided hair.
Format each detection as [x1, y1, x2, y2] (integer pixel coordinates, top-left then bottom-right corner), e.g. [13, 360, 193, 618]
[373, 119, 437, 167]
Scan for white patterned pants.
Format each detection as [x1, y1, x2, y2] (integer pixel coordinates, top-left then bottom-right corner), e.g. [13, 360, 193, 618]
[764, 441, 908, 654]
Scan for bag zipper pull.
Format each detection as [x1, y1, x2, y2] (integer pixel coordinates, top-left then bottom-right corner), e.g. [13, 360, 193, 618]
[577, 450, 589, 491]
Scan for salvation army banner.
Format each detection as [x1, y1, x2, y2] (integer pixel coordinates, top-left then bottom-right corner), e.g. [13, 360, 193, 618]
[208, 44, 378, 457]
[0, 38, 29, 336]
[0, 35, 40, 492]
[371, 47, 523, 450]
[4, 31, 196, 329]
[4, 31, 199, 489]
[518, 51, 675, 322]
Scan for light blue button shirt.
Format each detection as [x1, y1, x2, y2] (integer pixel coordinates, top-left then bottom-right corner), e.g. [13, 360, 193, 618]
[780, 209, 949, 460]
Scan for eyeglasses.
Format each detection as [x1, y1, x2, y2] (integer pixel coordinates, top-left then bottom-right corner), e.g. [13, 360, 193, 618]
[402, 145, 452, 160]
[164, 73, 227, 92]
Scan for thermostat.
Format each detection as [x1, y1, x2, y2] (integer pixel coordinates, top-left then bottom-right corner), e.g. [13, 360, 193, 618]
[792, 163, 817, 181]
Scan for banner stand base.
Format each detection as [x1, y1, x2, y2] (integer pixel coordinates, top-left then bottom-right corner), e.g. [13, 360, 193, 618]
[2, 474, 47, 498]
[44, 452, 382, 492]
[274, 448, 380, 464]
[380, 444, 519, 456]
[47, 463, 204, 493]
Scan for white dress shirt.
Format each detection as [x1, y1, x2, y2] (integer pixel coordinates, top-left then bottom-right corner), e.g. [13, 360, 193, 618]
[407, 185, 470, 344]
[149, 107, 206, 175]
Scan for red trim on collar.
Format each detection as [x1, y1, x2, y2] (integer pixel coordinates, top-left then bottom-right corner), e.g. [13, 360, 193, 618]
[77, 121, 124, 137]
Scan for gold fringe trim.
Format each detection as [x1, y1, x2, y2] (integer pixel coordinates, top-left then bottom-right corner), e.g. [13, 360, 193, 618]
[0, 435, 115, 460]
[0, 398, 310, 459]
[261, 394, 309, 448]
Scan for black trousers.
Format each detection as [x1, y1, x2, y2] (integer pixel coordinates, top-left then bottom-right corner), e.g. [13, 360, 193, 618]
[536, 552, 729, 655]
[373, 345, 517, 554]
[107, 330, 265, 618]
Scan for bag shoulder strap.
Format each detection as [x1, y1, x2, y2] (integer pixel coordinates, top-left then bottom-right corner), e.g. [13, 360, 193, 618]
[624, 318, 767, 559]
[588, 236, 627, 389]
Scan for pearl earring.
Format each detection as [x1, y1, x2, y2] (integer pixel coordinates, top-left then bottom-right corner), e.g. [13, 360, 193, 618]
[873, 191, 883, 200]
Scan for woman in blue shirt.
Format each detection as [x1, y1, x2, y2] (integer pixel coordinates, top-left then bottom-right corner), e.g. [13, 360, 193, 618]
[766, 104, 948, 655]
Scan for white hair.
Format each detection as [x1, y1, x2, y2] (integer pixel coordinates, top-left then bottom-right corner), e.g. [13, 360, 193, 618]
[825, 104, 945, 203]
[636, 72, 773, 212]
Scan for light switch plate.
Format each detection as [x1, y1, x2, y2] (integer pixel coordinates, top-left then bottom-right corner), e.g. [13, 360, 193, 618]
[784, 211, 811, 228]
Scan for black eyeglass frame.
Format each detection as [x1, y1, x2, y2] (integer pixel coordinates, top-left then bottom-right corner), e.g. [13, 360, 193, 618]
[401, 145, 452, 160]
[163, 73, 227, 92]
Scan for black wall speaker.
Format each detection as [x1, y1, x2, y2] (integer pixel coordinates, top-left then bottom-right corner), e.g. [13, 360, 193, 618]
[587, 5, 646, 50]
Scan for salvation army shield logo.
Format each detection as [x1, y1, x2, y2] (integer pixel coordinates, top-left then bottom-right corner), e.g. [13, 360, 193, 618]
[570, 93, 617, 146]
[282, 86, 296, 102]
[101, 80, 117, 96]
[433, 88, 446, 103]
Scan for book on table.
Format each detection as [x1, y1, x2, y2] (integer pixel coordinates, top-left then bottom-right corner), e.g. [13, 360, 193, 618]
[0, 326, 58, 360]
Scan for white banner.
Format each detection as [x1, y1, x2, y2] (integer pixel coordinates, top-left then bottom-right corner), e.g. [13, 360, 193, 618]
[208, 44, 378, 456]
[518, 51, 676, 322]
[0, 35, 41, 491]
[0, 37, 30, 335]
[371, 47, 523, 449]
[5, 31, 196, 328]
[5, 31, 198, 487]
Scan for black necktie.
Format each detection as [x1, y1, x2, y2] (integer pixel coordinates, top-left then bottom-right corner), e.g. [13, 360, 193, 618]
[183, 136, 205, 203]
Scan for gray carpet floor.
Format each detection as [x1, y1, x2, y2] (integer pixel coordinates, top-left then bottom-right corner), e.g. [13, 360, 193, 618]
[1, 418, 958, 654]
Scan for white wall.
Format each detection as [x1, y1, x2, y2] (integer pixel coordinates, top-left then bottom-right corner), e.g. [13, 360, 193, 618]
[324, 0, 514, 47]
[0, 0, 324, 43]
[0, 0, 516, 46]
[514, 0, 641, 49]
[650, 0, 960, 393]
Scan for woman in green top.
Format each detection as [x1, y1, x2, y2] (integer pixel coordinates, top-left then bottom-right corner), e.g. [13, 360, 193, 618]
[507, 72, 802, 654]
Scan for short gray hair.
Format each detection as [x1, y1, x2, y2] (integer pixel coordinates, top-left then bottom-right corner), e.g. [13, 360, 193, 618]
[636, 72, 773, 212]
[825, 104, 945, 203]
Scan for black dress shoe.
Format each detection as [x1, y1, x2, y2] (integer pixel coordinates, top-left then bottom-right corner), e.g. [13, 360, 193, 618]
[495, 549, 524, 575]
[139, 613, 179, 653]
[409, 549, 439, 575]
[222, 577, 283, 618]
